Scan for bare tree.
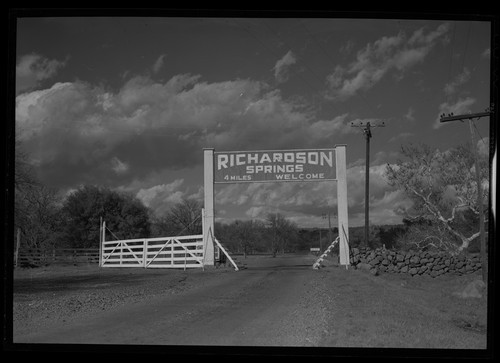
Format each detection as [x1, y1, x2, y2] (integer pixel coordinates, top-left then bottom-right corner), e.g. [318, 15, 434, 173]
[14, 140, 63, 249]
[266, 213, 298, 257]
[385, 142, 489, 255]
[14, 139, 38, 192]
[233, 220, 260, 258]
[166, 198, 202, 235]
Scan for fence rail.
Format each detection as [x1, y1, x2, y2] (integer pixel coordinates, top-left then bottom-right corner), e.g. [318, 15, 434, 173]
[16, 248, 100, 267]
[101, 234, 205, 269]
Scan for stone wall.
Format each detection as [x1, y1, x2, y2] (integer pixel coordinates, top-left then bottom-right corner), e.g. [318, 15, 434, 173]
[349, 247, 482, 277]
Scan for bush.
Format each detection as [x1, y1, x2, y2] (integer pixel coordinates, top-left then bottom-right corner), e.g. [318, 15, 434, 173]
[61, 185, 150, 248]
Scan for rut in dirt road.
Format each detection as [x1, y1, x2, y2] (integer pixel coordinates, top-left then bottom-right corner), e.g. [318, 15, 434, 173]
[15, 255, 331, 346]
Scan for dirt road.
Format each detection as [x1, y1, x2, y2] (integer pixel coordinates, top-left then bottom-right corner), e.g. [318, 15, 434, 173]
[14, 254, 331, 346]
[13, 253, 488, 350]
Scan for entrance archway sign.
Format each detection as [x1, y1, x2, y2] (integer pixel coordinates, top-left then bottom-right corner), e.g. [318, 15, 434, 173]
[203, 145, 350, 266]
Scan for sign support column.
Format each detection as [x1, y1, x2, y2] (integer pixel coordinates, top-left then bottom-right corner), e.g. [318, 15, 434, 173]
[203, 148, 215, 265]
[336, 144, 350, 266]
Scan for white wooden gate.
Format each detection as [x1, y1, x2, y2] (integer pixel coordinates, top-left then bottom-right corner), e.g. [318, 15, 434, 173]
[101, 234, 205, 269]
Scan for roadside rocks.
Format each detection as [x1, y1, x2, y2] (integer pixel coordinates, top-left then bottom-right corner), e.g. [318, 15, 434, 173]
[349, 247, 482, 278]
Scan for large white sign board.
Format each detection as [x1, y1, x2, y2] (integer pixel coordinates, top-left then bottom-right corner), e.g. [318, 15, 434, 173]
[203, 145, 350, 266]
[214, 149, 336, 183]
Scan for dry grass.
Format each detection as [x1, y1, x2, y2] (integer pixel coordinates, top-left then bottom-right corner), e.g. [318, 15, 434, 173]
[316, 263, 488, 349]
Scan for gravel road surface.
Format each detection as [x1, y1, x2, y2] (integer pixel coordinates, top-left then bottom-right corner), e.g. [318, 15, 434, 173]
[14, 254, 330, 346]
[12, 252, 488, 351]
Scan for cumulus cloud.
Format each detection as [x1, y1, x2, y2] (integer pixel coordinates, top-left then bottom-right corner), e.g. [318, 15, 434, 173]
[308, 114, 356, 138]
[16, 73, 360, 191]
[111, 157, 129, 174]
[434, 96, 476, 129]
[152, 54, 166, 74]
[404, 107, 415, 122]
[136, 179, 185, 215]
[326, 23, 449, 101]
[16, 53, 67, 94]
[273, 50, 297, 83]
[15, 71, 407, 225]
[389, 132, 414, 143]
[481, 48, 490, 59]
[444, 67, 471, 96]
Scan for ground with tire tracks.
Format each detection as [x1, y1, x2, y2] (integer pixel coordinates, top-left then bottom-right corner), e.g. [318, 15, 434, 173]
[12, 253, 488, 351]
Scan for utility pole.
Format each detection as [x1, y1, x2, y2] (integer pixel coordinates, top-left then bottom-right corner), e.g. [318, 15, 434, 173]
[351, 120, 385, 248]
[439, 108, 492, 283]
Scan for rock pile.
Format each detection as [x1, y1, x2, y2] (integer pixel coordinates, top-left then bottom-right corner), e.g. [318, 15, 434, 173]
[349, 247, 482, 277]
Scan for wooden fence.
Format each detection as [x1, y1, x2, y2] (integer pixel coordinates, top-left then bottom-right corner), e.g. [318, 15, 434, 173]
[16, 248, 100, 267]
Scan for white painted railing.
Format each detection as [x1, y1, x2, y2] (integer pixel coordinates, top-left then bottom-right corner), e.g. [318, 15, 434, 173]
[101, 234, 204, 269]
[313, 236, 339, 269]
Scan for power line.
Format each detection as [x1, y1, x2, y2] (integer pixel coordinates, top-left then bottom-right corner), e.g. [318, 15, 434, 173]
[472, 119, 487, 146]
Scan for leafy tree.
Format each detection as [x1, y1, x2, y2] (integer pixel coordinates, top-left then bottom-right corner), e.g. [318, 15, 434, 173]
[61, 185, 150, 248]
[385, 142, 489, 254]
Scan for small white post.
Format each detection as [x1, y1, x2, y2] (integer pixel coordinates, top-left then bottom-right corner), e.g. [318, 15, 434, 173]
[99, 217, 103, 267]
[171, 240, 174, 266]
[143, 239, 148, 268]
[101, 221, 106, 267]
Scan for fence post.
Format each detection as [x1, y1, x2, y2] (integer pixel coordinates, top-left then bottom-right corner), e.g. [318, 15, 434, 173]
[171, 240, 174, 266]
[184, 248, 187, 271]
[101, 221, 106, 267]
[99, 217, 102, 267]
[143, 239, 148, 268]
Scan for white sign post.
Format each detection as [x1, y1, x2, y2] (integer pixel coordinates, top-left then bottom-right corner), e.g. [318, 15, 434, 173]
[335, 145, 350, 266]
[203, 145, 350, 266]
[203, 148, 215, 266]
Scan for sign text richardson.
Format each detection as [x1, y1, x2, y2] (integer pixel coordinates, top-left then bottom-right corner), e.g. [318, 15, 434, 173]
[214, 149, 336, 183]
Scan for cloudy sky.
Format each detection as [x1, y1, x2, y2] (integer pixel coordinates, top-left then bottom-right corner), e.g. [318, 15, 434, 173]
[14, 14, 492, 228]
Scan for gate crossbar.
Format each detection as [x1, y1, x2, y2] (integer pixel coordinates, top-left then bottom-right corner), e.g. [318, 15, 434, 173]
[123, 242, 144, 265]
[146, 239, 172, 267]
